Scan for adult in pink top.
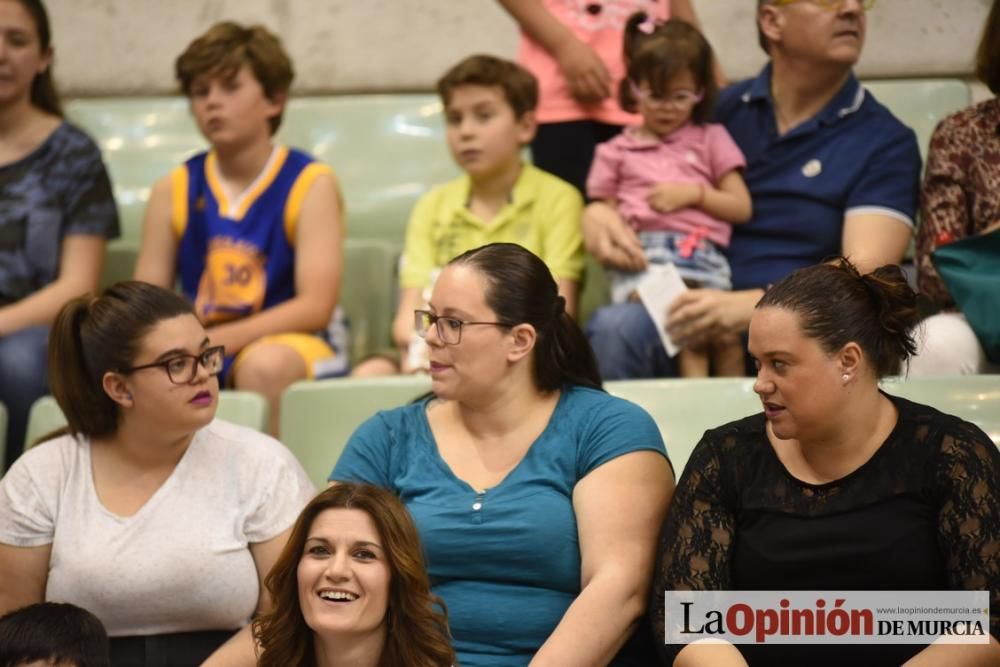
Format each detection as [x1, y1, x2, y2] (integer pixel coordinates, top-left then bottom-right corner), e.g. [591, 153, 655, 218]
[498, 0, 708, 194]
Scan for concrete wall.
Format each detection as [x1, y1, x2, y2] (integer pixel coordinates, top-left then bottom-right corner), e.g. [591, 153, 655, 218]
[49, 0, 989, 96]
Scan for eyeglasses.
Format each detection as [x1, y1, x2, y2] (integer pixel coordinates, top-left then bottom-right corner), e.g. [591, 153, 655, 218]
[629, 82, 703, 110]
[770, 0, 875, 11]
[414, 310, 513, 346]
[122, 345, 226, 384]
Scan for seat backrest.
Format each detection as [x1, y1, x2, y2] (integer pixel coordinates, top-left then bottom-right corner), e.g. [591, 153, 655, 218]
[863, 79, 971, 163]
[64, 94, 458, 250]
[605, 374, 1000, 480]
[280, 376, 432, 489]
[65, 98, 204, 248]
[281, 96, 457, 245]
[881, 375, 1000, 444]
[23, 391, 270, 452]
[214, 391, 270, 433]
[23, 396, 67, 452]
[100, 242, 139, 289]
[341, 238, 398, 363]
[605, 378, 760, 477]
[577, 255, 612, 328]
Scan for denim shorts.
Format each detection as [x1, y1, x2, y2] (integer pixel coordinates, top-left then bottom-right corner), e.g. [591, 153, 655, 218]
[609, 230, 732, 304]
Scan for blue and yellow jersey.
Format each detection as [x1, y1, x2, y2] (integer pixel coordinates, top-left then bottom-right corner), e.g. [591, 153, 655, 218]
[170, 146, 333, 325]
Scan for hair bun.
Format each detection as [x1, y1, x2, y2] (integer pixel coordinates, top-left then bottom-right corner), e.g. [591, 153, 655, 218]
[858, 265, 919, 362]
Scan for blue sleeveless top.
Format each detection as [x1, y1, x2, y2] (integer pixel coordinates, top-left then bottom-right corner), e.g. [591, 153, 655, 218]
[171, 147, 331, 325]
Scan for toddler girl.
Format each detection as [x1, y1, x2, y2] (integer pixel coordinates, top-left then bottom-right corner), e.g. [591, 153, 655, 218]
[587, 14, 751, 377]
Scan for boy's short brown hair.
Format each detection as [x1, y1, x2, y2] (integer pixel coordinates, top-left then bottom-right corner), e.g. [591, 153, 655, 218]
[436, 54, 538, 119]
[175, 21, 293, 134]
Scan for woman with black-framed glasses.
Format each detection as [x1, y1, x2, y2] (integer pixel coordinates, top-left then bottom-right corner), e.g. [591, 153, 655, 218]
[0, 280, 315, 666]
[333, 243, 675, 666]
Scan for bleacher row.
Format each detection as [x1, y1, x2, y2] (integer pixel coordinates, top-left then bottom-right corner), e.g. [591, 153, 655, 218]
[74, 78, 972, 357]
[5, 374, 999, 489]
[4, 78, 979, 485]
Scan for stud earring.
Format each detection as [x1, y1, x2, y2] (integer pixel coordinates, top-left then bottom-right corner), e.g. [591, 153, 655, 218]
[842, 373, 850, 382]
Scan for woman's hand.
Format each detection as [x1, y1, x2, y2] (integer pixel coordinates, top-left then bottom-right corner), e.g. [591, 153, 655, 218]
[553, 38, 612, 103]
[667, 289, 763, 346]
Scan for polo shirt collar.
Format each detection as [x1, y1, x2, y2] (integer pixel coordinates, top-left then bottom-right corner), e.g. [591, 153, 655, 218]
[617, 123, 701, 149]
[740, 63, 865, 127]
[741, 64, 773, 104]
[457, 163, 533, 225]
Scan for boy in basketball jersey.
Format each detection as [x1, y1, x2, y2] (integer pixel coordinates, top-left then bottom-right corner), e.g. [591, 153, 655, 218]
[136, 22, 346, 434]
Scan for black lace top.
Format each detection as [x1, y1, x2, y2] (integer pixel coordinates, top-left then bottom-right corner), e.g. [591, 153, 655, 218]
[653, 394, 1000, 666]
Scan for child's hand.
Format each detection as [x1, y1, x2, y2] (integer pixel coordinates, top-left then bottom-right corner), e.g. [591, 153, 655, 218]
[647, 182, 702, 214]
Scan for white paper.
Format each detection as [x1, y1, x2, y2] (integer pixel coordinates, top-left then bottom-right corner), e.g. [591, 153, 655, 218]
[635, 263, 688, 358]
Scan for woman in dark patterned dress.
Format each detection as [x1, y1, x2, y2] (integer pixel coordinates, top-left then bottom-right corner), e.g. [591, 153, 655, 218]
[911, 0, 1000, 375]
[653, 259, 1000, 666]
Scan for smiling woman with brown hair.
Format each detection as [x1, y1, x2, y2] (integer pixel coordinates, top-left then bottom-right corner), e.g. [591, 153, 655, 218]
[653, 259, 1000, 666]
[254, 483, 455, 667]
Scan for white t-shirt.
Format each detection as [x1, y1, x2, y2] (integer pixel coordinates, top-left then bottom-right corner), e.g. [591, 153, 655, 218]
[0, 419, 316, 637]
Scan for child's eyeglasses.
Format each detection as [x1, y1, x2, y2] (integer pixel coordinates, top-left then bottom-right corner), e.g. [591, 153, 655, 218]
[630, 83, 703, 111]
[770, 0, 876, 10]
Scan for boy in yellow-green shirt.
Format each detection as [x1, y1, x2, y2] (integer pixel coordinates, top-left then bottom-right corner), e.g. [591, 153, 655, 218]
[355, 54, 584, 376]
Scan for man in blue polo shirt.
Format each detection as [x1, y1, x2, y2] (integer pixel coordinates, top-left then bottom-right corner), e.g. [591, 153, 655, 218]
[582, 0, 920, 379]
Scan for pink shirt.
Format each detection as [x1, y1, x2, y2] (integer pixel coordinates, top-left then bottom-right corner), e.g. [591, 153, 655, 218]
[517, 0, 670, 125]
[587, 122, 747, 247]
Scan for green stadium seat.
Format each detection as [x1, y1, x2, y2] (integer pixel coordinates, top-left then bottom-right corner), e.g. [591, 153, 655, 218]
[65, 94, 459, 249]
[215, 390, 270, 432]
[605, 374, 1000, 478]
[577, 254, 611, 328]
[864, 79, 971, 163]
[23, 395, 65, 451]
[281, 96, 458, 244]
[65, 98, 205, 247]
[882, 374, 1000, 444]
[280, 375, 431, 488]
[23, 390, 270, 452]
[341, 238, 398, 364]
[605, 378, 760, 477]
[64, 81, 970, 250]
[100, 240, 139, 289]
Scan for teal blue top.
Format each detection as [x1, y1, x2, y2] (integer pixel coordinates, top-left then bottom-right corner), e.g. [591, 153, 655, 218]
[331, 385, 669, 666]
